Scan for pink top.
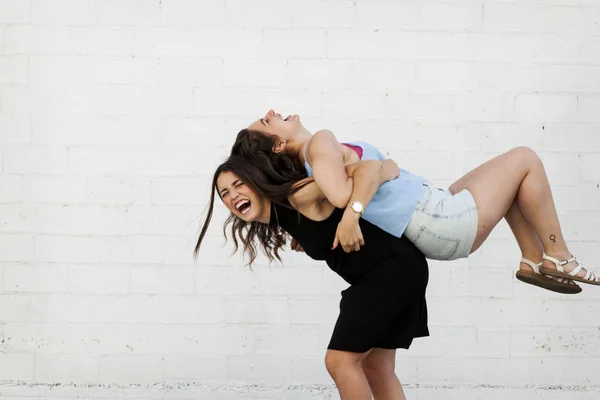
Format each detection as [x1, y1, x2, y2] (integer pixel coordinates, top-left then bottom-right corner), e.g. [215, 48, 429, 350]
[342, 143, 363, 159]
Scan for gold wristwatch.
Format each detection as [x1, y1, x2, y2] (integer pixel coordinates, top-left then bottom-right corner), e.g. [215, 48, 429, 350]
[347, 201, 364, 215]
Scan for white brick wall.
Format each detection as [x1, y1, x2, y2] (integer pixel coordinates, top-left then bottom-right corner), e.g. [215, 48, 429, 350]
[1, 0, 599, 399]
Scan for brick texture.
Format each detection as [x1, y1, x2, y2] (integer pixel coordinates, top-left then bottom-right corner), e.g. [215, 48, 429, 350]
[0, 0, 599, 398]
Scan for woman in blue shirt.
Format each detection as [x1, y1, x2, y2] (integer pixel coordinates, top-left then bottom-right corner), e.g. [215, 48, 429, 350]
[230, 109, 599, 294]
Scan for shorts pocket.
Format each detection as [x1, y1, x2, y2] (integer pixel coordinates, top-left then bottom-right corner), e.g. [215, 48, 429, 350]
[411, 225, 461, 260]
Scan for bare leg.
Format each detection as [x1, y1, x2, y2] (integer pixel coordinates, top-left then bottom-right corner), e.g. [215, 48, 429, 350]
[505, 200, 579, 290]
[449, 147, 593, 279]
[362, 348, 406, 400]
[505, 200, 543, 266]
[325, 349, 372, 400]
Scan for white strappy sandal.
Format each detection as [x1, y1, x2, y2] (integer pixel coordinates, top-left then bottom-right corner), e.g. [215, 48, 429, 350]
[540, 253, 600, 286]
[516, 257, 582, 294]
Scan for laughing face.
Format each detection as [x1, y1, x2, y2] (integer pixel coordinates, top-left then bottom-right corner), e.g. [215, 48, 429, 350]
[216, 170, 271, 223]
[247, 109, 304, 144]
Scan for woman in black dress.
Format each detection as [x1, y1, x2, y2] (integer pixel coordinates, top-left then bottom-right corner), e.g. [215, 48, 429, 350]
[196, 155, 429, 400]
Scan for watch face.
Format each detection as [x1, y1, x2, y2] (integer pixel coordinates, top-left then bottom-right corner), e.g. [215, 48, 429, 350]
[352, 202, 363, 213]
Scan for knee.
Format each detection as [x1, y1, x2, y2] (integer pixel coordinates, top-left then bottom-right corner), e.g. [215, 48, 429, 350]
[362, 356, 395, 382]
[510, 146, 542, 166]
[324, 351, 343, 378]
[324, 350, 361, 380]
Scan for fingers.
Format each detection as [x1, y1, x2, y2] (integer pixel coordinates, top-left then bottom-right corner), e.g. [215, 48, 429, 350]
[292, 244, 305, 252]
[291, 238, 304, 252]
[335, 223, 365, 253]
[342, 240, 362, 253]
[343, 243, 359, 253]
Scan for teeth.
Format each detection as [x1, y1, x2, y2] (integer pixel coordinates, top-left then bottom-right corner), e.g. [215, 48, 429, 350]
[235, 199, 250, 212]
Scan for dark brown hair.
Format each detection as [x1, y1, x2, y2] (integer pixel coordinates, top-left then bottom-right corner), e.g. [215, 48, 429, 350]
[230, 129, 306, 203]
[194, 154, 309, 267]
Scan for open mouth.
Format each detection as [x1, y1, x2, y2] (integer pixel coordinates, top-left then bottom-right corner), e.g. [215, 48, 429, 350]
[234, 199, 251, 215]
[275, 112, 291, 121]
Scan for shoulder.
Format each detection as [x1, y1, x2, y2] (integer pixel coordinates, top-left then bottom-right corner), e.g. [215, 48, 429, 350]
[312, 129, 336, 141]
[307, 130, 340, 156]
[289, 181, 334, 221]
[289, 179, 323, 209]
[310, 130, 338, 148]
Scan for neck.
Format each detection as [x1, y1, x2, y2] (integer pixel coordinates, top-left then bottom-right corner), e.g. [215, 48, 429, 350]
[287, 130, 313, 165]
[256, 200, 272, 224]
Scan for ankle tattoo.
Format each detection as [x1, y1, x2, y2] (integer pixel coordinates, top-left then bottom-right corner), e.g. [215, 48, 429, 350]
[549, 234, 556, 243]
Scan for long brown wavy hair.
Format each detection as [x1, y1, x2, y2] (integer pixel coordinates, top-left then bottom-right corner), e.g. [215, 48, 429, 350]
[230, 128, 306, 203]
[194, 154, 310, 267]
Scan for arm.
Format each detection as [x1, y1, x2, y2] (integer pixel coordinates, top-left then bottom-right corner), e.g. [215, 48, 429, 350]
[332, 159, 399, 252]
[307, 130, 355, 208]
[308, 130, 397, 209]
[289, 160, 398, 212]
[287, 159, 398, 225]
[345, 158, 399, 209]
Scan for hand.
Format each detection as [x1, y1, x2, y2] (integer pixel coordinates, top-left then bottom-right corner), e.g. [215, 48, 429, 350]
[381, 159, 399, 182]
[332, 208, 365, 253]
[290, 238, 305, 252]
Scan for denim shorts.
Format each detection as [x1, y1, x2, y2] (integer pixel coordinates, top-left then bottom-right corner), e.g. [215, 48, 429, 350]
[404, 182, 478, 261]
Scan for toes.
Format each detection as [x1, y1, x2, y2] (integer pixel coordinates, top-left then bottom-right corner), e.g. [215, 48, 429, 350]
[582, 268, 599, 283]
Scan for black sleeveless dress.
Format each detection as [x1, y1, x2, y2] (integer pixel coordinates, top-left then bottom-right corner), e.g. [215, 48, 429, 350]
[271, 203, 429, 353]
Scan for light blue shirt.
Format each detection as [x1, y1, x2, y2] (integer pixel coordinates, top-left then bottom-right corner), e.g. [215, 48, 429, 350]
[304, 141, 425, 238]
